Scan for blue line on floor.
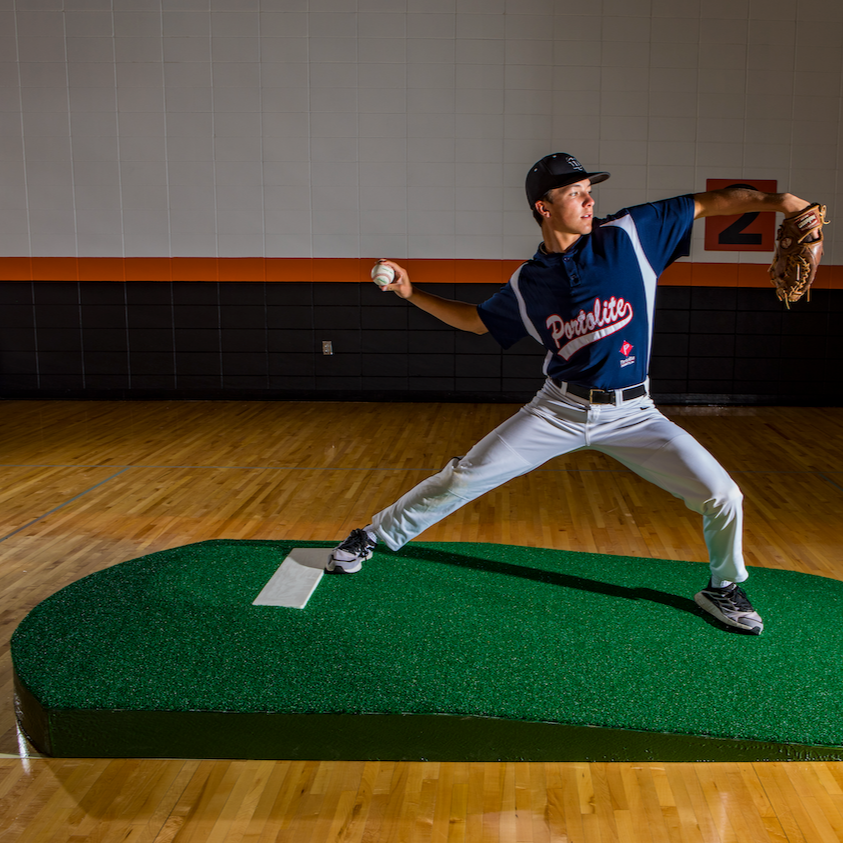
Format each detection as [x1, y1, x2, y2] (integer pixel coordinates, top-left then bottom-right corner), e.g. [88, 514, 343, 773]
[818, 473, 843, 495]
[0, 463, 832, 475]
[0, 467, 131, 544]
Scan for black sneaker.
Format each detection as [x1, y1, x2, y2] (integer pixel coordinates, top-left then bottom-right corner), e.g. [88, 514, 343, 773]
[694, 580, 764, 634]
[326, 528, 376, 574]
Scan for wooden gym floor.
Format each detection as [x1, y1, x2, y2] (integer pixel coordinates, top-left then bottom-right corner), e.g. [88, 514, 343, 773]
[0, 399, 842, 842]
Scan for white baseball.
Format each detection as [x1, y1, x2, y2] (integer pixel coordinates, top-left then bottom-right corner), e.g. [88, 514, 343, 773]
[371, 262, 395, 287]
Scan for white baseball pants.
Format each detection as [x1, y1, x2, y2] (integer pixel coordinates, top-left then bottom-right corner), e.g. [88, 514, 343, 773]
[371, 379, 747, 584]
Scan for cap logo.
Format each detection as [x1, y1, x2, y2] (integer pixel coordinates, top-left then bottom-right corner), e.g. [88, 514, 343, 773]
[526, 152, 609, 207]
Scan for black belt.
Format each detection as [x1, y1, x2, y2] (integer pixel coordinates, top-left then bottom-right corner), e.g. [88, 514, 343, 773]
[552, 379, 647, 405]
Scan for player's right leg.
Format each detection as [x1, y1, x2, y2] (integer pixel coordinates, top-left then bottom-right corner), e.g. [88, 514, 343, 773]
[329, 388, 588, 572]
[326, 528, 377, 574]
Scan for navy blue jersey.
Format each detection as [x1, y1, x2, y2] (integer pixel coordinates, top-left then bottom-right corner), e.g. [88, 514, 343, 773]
[477, 195, 695, 390]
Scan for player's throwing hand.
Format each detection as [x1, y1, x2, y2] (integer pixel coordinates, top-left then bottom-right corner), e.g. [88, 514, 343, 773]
[371, 259, 413, 299]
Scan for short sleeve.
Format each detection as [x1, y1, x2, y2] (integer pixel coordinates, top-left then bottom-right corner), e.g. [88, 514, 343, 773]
[625, 195, 695, 274]
[477, 280, 529, 350]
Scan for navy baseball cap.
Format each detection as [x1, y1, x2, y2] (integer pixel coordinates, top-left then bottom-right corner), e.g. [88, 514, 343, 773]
[526, 153, 610, 207]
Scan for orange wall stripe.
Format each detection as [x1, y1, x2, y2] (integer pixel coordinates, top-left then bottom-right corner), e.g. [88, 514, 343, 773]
[1, 257, 842, 289]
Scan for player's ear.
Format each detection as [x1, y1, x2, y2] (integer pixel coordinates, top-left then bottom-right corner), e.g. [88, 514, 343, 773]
[534, 200, 551, 218]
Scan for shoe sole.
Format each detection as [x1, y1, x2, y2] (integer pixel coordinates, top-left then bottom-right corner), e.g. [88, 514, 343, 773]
[325, 549, 373, 575]
[694, 592, 763, 634]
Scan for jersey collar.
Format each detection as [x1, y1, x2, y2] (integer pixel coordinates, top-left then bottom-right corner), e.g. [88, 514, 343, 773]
[534, 235, 586, 263]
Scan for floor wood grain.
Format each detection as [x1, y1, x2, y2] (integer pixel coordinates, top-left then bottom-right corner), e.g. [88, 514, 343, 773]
[1, 400, 842, 841]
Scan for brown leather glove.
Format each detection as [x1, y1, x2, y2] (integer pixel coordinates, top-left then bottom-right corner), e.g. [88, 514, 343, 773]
[768, 203, 829, 307]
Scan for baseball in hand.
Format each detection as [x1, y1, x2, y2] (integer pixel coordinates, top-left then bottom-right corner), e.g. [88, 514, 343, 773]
[371, 261, 395, 287]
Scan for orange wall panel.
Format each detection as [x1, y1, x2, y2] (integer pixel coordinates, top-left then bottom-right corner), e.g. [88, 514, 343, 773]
[1, 256, 841, 289]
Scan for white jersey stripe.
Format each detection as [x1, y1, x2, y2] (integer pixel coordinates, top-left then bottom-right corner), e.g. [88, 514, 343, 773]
[510, 265, 543, 345]
[600, 214, 659, 358]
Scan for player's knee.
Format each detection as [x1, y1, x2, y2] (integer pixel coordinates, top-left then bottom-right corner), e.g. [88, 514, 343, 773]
[446, 454, 501, 500]
[426, 457, 471, 499]
[448, 457, 476, 496]
[722, 480, 743, 508]
[705, 480, 743, 515]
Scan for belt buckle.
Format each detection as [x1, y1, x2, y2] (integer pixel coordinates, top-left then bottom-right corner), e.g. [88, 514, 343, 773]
[589, 388, 613, 405]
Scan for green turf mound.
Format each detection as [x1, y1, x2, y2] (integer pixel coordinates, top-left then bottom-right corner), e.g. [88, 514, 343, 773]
[12, 540, 843, 760]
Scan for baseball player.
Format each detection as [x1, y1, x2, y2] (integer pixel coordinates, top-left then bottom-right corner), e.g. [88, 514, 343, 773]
[328, 152, 814, 635]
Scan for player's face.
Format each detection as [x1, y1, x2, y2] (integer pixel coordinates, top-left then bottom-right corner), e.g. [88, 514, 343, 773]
[542, 181, 595, 236]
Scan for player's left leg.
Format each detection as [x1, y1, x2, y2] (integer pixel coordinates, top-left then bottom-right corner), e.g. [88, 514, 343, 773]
[592, 400, 763, 634]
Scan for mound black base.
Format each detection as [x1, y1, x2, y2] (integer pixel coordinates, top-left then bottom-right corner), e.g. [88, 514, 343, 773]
[16, 672, 843, 762]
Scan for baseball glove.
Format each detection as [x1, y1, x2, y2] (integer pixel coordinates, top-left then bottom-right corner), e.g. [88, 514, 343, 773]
[768, 203, 829, 307]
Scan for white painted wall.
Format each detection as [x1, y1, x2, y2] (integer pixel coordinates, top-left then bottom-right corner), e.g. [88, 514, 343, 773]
[1, 0, 840, 262]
